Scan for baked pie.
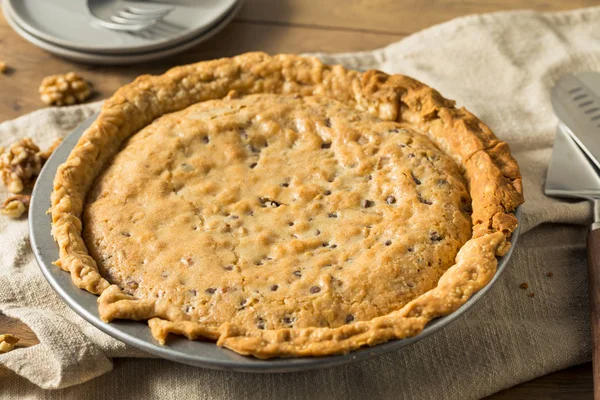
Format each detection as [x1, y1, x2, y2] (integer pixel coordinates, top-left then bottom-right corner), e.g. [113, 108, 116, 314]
[51, 52, 523, 358]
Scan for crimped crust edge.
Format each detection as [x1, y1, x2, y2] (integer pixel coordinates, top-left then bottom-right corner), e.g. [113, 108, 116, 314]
[51, 52, 524, 358]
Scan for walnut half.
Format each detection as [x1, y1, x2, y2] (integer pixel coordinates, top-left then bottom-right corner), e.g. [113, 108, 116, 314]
[0, 334, 19, 353]
[1, 195, 31, 218]
[39, 72, 92, 106]
[0, 137, 61, 194]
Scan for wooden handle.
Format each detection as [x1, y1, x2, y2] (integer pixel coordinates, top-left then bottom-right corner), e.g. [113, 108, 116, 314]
[588, 228, 600, 400]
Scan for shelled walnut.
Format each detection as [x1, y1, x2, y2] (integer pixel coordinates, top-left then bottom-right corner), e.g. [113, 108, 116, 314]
[0, 137, 61, 194]
[39, 72, 92, 106]
[1, 195, 31, 218]
[0, 334, 19, 353]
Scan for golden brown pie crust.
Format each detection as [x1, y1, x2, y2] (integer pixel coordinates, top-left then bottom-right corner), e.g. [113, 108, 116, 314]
[51, 52, 523, 358]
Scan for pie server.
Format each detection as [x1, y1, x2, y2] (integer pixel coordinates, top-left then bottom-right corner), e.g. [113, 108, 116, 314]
[547, 81, 600, 400]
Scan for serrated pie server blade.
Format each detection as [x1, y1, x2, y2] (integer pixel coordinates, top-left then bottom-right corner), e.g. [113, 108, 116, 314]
[551, 71, 600, 171]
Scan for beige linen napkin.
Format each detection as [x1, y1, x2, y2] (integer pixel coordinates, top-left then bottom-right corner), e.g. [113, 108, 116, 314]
[1, 6, 599, 399]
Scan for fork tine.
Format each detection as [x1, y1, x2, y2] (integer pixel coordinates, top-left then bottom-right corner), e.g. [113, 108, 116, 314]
[118, 10, 166, 21]
[126, 6, 174, 16]
[96, 20, 155, 32]
[90, 4, 173, 32]
[110, 15, 159, 25]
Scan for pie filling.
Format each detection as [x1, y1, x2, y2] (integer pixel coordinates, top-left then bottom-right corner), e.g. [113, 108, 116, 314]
[83, 93, 472, 333]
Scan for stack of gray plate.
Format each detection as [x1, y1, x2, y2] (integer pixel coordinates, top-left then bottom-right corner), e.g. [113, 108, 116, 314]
[1, 0, 242, 65]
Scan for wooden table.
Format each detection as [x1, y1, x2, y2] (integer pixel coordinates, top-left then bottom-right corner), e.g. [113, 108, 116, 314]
[0, 0, 597, 397]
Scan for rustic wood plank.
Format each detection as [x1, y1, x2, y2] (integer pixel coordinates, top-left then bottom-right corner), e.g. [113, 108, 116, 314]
[0, 313, 39, 377]
[487, 363, 594, 399]
[0, 315, 38, 377]
[0, 314, 38, 347]
[238, 0, 600, 34]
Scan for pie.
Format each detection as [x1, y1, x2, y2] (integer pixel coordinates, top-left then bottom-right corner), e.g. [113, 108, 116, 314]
[51, 52, 523, 358]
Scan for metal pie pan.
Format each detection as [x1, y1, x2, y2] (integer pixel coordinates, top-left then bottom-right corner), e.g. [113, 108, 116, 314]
[30, 113, 521, 373]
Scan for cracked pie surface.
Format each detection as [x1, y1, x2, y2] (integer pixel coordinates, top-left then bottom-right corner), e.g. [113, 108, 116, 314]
[51, 52, 523, 358]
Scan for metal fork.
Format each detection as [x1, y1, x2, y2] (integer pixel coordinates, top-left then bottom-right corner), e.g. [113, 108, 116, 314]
[87, 1, 175, 32]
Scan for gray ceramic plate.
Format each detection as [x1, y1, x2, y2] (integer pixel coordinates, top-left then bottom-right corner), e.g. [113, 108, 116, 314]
[30, 114, 521, 373]
[5, 0, 238, 54]
[2, 0, 242, 66]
